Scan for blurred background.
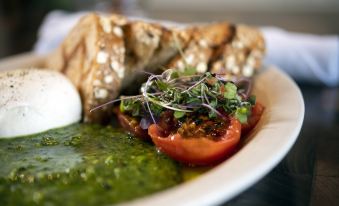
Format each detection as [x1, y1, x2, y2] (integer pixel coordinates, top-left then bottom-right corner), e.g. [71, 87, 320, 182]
[0, 0, 339, 58]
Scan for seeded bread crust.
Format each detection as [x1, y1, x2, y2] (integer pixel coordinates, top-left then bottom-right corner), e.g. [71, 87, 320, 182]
[47, 14, 127, 122]
[168, 22, 234, 73]
[210, 25, 265, 79]
[46, 13, 265, 123]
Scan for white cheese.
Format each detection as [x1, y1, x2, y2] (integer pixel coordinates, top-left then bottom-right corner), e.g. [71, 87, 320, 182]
[0, 69, 82, 138]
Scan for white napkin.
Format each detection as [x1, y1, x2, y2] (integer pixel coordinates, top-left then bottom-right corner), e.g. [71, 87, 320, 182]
[34, 10, 339, 87]
[261, 27, 338, 87]
[34, 11, 89, 55]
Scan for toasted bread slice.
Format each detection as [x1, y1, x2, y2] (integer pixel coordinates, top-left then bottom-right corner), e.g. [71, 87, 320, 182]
[122, 21, 162, 90]
[210, 25, 265, 79]
[168, 22, 233, 73]
[47, 14, 190, 122]
[46, 13, 265, 123]
[147, 27, 191, 72]
[47, 14, 127, 123]
[121, 21, 192, 94]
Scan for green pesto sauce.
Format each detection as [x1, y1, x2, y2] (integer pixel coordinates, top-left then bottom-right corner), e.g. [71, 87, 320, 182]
[0, 124, 182, 206]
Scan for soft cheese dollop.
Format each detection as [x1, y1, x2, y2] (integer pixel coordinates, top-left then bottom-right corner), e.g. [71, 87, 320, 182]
[0, 69, 82, 138]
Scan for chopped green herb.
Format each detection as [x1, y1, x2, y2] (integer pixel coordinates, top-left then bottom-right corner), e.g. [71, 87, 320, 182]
[174, 111, 185, 119]
[180, 67, 196, 76]
[249, 95, 256, 105]
[224, 82, 237, 99]
[40, 137, 59, 146]
[235, 106, 251, 124]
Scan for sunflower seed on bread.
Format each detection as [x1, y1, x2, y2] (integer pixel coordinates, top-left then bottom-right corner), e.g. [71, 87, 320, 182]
[210, 24, 265, 79]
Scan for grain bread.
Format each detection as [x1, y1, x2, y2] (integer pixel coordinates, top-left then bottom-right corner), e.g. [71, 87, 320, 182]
[210, 24, 265, 79]
[121, 21, 190, 93]
[46, 13, 265, 123]
[168, 22, 234, 73]
[47, 14, 127, 122]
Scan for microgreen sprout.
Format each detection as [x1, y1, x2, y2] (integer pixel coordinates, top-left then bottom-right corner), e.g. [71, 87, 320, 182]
[91, 67, 255, 124]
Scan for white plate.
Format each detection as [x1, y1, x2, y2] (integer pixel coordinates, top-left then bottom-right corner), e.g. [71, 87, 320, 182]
[0, 53, 304, 206]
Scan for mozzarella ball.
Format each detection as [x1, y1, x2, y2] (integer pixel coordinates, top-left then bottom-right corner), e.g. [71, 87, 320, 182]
[0, 69, 82, 138]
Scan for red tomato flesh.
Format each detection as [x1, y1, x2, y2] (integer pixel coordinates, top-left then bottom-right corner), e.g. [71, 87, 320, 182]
[148, 118, 241, 166]
[114, 108, 149, 140]
[241, 102, 264, 135]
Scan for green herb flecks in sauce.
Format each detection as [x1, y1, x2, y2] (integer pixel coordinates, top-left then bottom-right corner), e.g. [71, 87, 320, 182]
[0, 124, 182, 206]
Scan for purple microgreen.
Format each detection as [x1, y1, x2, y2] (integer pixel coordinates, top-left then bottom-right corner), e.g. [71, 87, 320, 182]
[143, 75, 158, 124]
[182, 76, 207, 93]
[200, 103, 224, 119]
[140, 117, 152, 130]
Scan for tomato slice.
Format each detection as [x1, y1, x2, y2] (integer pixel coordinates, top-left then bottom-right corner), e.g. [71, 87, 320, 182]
[241, 102, 264, 135]
[114, 108, 149, 140]
[148, 118, 241, 166]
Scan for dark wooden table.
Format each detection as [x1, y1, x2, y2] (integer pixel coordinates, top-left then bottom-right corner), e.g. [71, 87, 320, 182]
[223, 85, 339, 206]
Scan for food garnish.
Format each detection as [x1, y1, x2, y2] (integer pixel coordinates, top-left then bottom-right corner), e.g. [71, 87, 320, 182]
[92, 68, 263, 165]
[93, 68, 255, 126]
